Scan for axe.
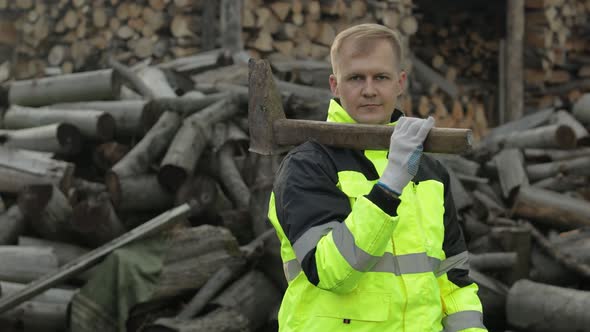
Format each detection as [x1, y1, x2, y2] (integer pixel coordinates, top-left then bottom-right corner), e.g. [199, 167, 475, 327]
[248, 59, 472, 155]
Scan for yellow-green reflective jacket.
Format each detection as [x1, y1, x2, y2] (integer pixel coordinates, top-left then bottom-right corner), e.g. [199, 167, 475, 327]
[268, 100, 486, 332]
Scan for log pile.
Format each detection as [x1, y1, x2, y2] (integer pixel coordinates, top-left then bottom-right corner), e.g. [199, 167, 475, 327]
[446, 99, 590, 331]
[524, 0, 590, 109]
[0, 54, 288, 332]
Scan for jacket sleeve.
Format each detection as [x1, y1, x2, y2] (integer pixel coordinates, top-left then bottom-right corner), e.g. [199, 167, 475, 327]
[272, 145, 400, 294]
[437, 165, 487, 332]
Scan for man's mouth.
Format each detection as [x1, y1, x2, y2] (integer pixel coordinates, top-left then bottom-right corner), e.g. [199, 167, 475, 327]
[360, 104, 381, 108]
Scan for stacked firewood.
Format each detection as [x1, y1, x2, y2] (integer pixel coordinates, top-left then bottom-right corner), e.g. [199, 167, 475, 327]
[4, 0, 217, 80]
[446, 100, 590, 331]
[407, 2, 501, 141]
[243, 0, 416, 65]
[525, 0, 590, 109]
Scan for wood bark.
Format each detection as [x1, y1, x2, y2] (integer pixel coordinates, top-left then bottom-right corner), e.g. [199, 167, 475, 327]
[159, 99, 238, 191]
[0, 147, 74, 193]
[469, 252, 517, 271]
[0, 281, 74, 304]
[142, 307, 249, 332]
[110, 174, 173, 212]
[506, 0, 524, 121]
[212, 270, 282, 331]
[220, 0, 242, 52]
[0, 246, 58, 283]
[94, 142, 130, 171]
[18, 184, 74, 242]
[18, 236, 89, 266]
[526, 155, 590, 181]
[48, 100, 148, 137]
[507, 279, 590, 332]
[0, 123, 82, 155]
[512, 186, 590, 229]
[0, 206, 25, 245]
[493, 149, 529, 199]
[532, 174, 587, 192]
[4, 105, 115, 141]
[8, 69, 121, 107]
[524, 147, 590, 162]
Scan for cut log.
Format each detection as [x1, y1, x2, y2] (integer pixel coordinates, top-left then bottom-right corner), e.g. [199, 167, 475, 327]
[18, 184, 74, 242]
[159, 99, 238, 191]
[107, 67, 181, 188]
[469, 252, 517, 271]
[526, 155, 590, 181]
[411, 54, 459, 98]
[494, 124, 576, 150]
[533, 174, 587, 192]
[572, 93, 590, 125]
[493, 149, 529, 199]
[72, 192, 126, 247]
[0, 281, 74, 304]
[110, 175, 173, 212]
[142, 93, 232, 128]
[211, 270, 282, 331]
[49, 99, 148, 137]
[507, 279, 590, 332]
[0, 301, 68, 332]
[4, 106, 115, 141]
[512, 186, 590, 229]
[0, 206, 25, 245]
[18, 236, 89, 266]
[550, 110, 589, 144]
[524, 147, 590, 162]
[0, 246, 58, 283]
[482, 107, 553, 144]
[174, 175, 218, 215]
[0, 123, 82, 155]
[470, 270, 508, 330]
[0, 147, 74, 193]
[8, 69, 121, 107]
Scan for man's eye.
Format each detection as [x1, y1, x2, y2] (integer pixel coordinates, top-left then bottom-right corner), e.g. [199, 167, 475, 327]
[349, 76, 362, 81]
[376, 75, 389, 80]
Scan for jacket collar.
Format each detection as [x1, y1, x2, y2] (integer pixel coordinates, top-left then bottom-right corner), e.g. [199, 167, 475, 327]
[326, 99, 404, 126]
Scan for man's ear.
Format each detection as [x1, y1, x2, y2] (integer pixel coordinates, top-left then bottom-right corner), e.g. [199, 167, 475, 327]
[329, 74, 339, 97]
[397, 71, 407, 96]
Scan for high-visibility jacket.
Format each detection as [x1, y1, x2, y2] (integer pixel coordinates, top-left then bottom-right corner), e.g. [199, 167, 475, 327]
[268, 99, 486, 332]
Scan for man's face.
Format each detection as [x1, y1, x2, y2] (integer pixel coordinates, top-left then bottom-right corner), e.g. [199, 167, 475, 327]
[329, 38, 406, 125]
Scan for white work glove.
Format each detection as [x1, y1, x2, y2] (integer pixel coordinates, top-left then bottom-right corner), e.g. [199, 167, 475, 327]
[378, 116, 435, 195]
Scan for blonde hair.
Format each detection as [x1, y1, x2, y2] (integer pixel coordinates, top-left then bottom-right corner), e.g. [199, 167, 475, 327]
[330, 23, 403, 75]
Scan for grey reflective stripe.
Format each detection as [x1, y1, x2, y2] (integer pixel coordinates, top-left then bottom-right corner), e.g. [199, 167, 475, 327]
[331, 220, 381, 272]
[442, 310, 485, 332]
[292, 221, 341, 262]
[283, 259, 302, 282]
[292, 220, 380, 273]
[437, 251, 469, 277]
[373, 252, 441, 275]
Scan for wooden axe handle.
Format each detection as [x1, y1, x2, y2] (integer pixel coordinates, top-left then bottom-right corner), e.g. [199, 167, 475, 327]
[274, 119, 472, 154]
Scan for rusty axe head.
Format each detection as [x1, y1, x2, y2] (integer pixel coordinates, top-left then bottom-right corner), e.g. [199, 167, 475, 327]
[248, 59, 287, 155]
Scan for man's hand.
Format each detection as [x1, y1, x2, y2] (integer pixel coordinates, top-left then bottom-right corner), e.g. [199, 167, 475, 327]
[378, 116, 435, 195]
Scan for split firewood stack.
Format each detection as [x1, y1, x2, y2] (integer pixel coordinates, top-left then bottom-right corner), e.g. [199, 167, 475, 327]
[524, 0, 590, 109]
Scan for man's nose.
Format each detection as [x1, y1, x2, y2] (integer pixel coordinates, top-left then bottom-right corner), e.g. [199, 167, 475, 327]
[362, 79, 377, 97]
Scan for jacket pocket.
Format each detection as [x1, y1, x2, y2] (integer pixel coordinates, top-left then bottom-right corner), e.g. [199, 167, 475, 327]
[311, 289, 390, 322]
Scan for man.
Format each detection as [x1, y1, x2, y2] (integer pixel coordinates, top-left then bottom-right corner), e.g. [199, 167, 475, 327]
[268, 23, 486, 331]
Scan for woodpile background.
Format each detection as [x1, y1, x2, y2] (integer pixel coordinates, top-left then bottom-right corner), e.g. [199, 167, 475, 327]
[0, 0, 590, 332]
